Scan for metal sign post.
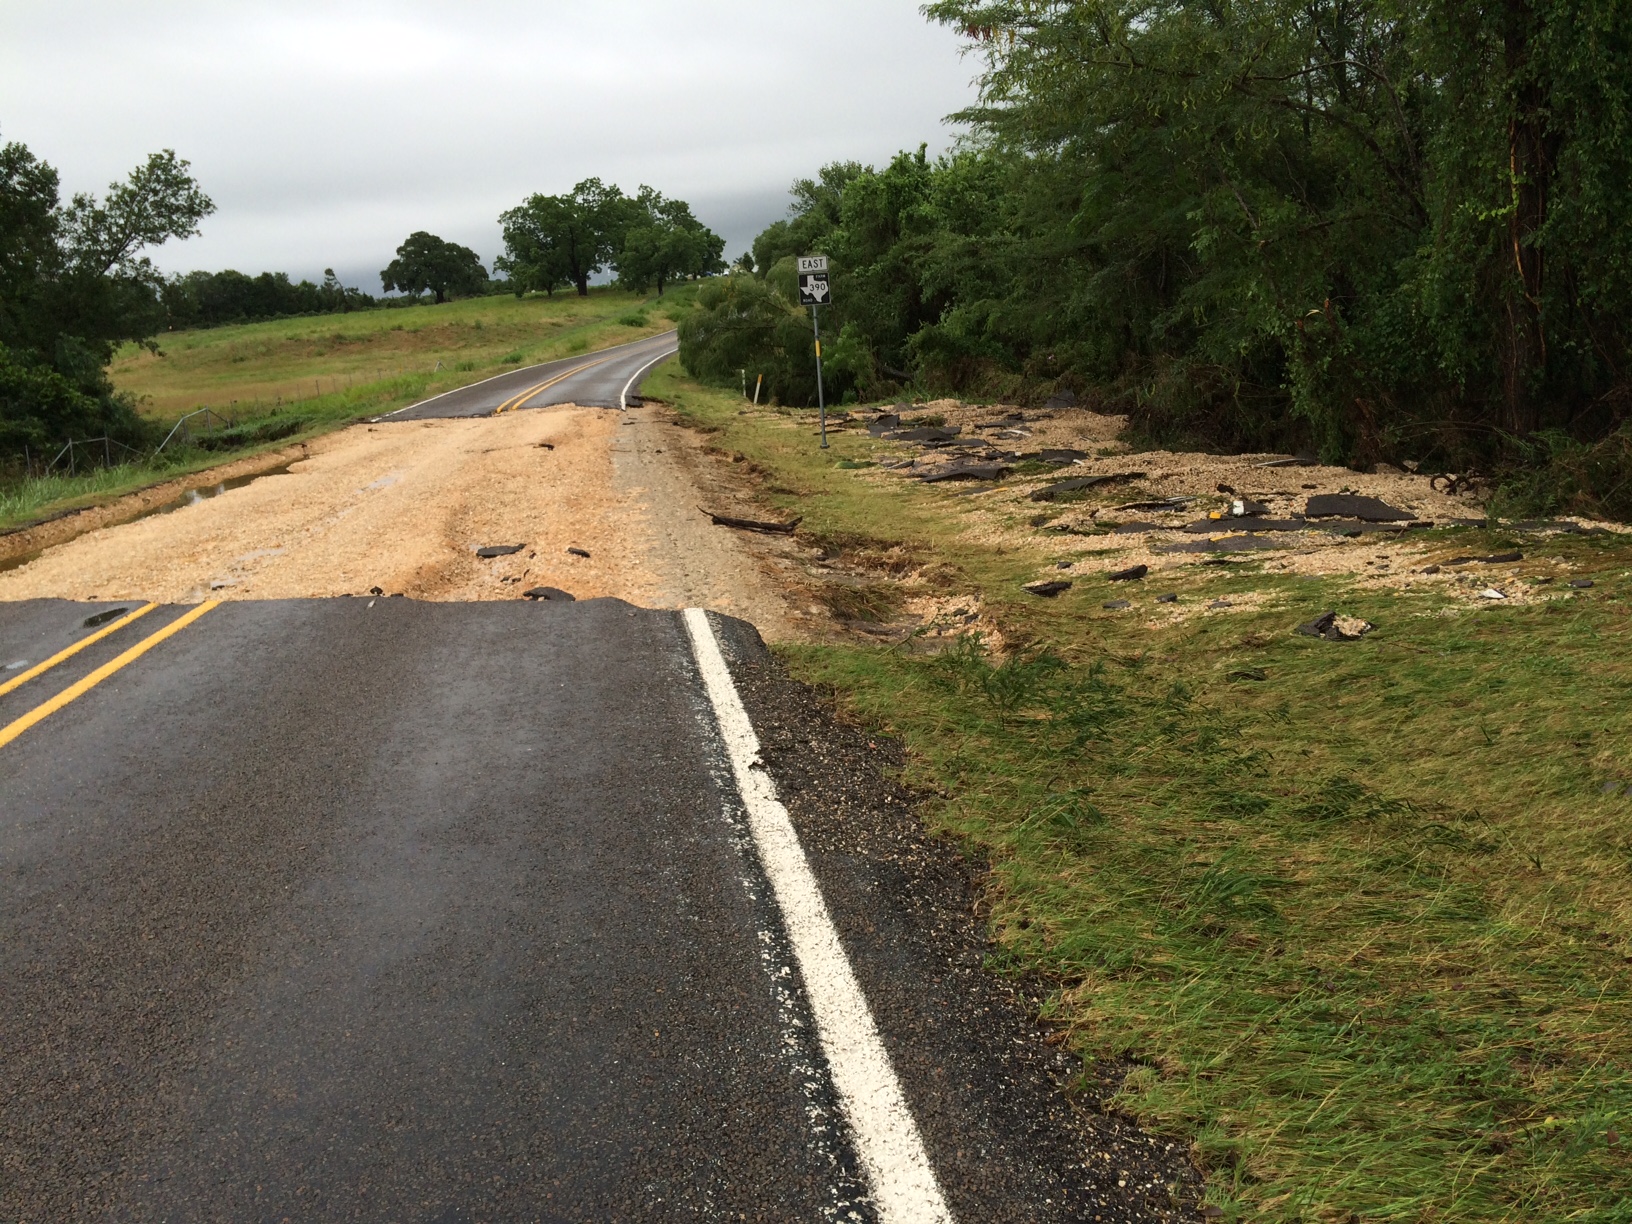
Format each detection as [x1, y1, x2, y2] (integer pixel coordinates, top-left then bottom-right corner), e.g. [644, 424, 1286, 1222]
[797, 256, 832, 449]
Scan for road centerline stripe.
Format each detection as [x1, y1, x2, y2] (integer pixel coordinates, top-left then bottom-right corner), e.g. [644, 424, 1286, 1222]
[495, 354, 617, 415]
[682, 608, 954, 1224]
[0, 603, 158, 699]
[0, 601, 219, 750]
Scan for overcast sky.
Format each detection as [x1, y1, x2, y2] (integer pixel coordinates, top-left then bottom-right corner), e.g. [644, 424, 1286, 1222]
[0, 1, 980, 291]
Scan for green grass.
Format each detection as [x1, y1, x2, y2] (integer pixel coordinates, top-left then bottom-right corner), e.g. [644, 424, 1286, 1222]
[648, 365, 1632, 1221]
[1, 287, 692, 532]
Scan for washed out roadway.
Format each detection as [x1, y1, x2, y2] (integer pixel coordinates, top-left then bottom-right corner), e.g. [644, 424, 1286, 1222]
[0, 596, 1155, 1222]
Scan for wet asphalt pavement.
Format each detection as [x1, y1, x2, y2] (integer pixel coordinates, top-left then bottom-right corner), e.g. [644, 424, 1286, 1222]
[385, 331, 679, 419]
[0, 597, 1192, 1222]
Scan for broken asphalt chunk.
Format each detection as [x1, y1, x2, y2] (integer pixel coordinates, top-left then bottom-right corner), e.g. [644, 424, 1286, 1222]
[476, 544, 526, 557]
[82, 607, 130, 628]
[1107, 564, 1149, 582]
[567, 547, 591, 558]
[1184, 517, 1307, 533]
[1102, 599, 1131, 610]
[885, 426, 961, 443]
[1304, 493, 1414, 521]
[1024, 579, 1073, 597]
[1029, 472, 1145, 502]
[920, 462, 1013, 483]
[1570, 578, 1595, 589]
[1297, 610, 1374, 641]
[1157, 593, 1178, 603]
[522, 586, 575, 601]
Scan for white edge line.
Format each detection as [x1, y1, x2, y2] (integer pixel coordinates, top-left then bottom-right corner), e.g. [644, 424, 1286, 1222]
[375, 330, 679, 419]
[681, 608, 955, 1224]
[617, 343, 680, 409]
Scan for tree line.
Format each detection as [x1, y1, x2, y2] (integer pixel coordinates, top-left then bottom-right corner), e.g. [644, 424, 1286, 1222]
[681, 0, 1632, 495]
[375, 181, 726, 304]
[162, 268, 375, 329]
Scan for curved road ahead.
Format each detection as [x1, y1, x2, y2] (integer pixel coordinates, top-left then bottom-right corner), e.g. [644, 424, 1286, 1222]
[385, 330, 679, 419]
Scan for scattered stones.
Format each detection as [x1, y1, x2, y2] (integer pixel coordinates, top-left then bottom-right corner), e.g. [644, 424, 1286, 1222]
[1570, 578, 1595, 589]
[1024, 579, 1073, 597]
[522, 586, 576, 601]
[567, 547, 591, 558]
[1297, 610, 1374, 641]
[476, 544, 526, 557]
[1102, 599, 1131, 610]
[1157, 593, 1178, 603]
[1304, 493, 1414, 521]
[1107, 564, 1149, 582]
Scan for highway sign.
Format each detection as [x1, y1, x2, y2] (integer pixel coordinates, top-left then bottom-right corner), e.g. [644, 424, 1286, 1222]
[798, 272, 831, 306]
[797, 255, 829, 275]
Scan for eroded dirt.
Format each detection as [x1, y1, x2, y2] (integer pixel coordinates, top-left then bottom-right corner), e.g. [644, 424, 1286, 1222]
[0, 405, 812, 640]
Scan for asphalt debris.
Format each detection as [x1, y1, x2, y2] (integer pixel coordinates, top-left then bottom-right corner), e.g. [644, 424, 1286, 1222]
[1107, 564, 1149, 582]
[1570, 578, 1596, 589]
[567, 547, 591, 559]
[1156, 593, 1178, 604]
[521, 586, 576, 602]
[1297, 610, 1374, 641]
[476, 544, 526, 558]
[1024, 579, 1073, 597]
[82, 607, 130, 628]
[1029, 472, 1145, 502]
[1102, 599, 1132, 610]
[1304, 493, 1414, 521]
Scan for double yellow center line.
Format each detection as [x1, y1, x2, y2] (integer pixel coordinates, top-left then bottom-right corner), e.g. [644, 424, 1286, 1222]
[492, 354, 616, 415]
[0, 601, 218, 750]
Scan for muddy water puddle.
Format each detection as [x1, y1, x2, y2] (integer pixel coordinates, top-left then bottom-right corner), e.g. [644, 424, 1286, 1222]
[127, 464, 294, 525]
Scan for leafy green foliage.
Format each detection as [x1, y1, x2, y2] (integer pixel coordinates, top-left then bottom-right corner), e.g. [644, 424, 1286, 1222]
[692, 2, 1632, 475]
[379, 231, 487, 304]
[0, 132, 213, 458]
[614, 186, 725, 295]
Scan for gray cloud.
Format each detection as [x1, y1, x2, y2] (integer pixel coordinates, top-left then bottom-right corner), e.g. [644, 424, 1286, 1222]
[0, 1, 979, 289]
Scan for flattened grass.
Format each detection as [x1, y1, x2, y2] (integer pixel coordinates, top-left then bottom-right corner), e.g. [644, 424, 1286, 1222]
[655, 370, 1632, 1221]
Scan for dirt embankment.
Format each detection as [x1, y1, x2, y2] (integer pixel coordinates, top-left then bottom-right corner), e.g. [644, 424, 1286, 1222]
[0, 405, 812, 640]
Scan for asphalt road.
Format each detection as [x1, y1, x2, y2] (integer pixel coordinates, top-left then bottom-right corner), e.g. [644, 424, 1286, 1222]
[0, 597, 1182, 1222]
[385, 331, 679, 419]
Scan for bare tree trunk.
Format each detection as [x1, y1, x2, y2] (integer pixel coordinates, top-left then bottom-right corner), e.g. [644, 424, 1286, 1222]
[1500, 0, 1557, 436]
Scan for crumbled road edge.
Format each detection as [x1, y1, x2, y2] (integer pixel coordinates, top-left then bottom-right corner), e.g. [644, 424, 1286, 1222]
[709, 615, 1204, 1224]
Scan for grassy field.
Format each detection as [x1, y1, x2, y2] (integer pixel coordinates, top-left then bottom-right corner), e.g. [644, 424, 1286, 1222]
[0, 288, 684, 531]
[644, 362, 1632, 1222]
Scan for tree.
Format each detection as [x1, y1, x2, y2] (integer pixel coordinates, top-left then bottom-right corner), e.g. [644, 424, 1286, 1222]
[495, 178, 632, 297]
[0, 133, 213, 455]
[614, 186, 725, 295]
[379, 231, 487, 304]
